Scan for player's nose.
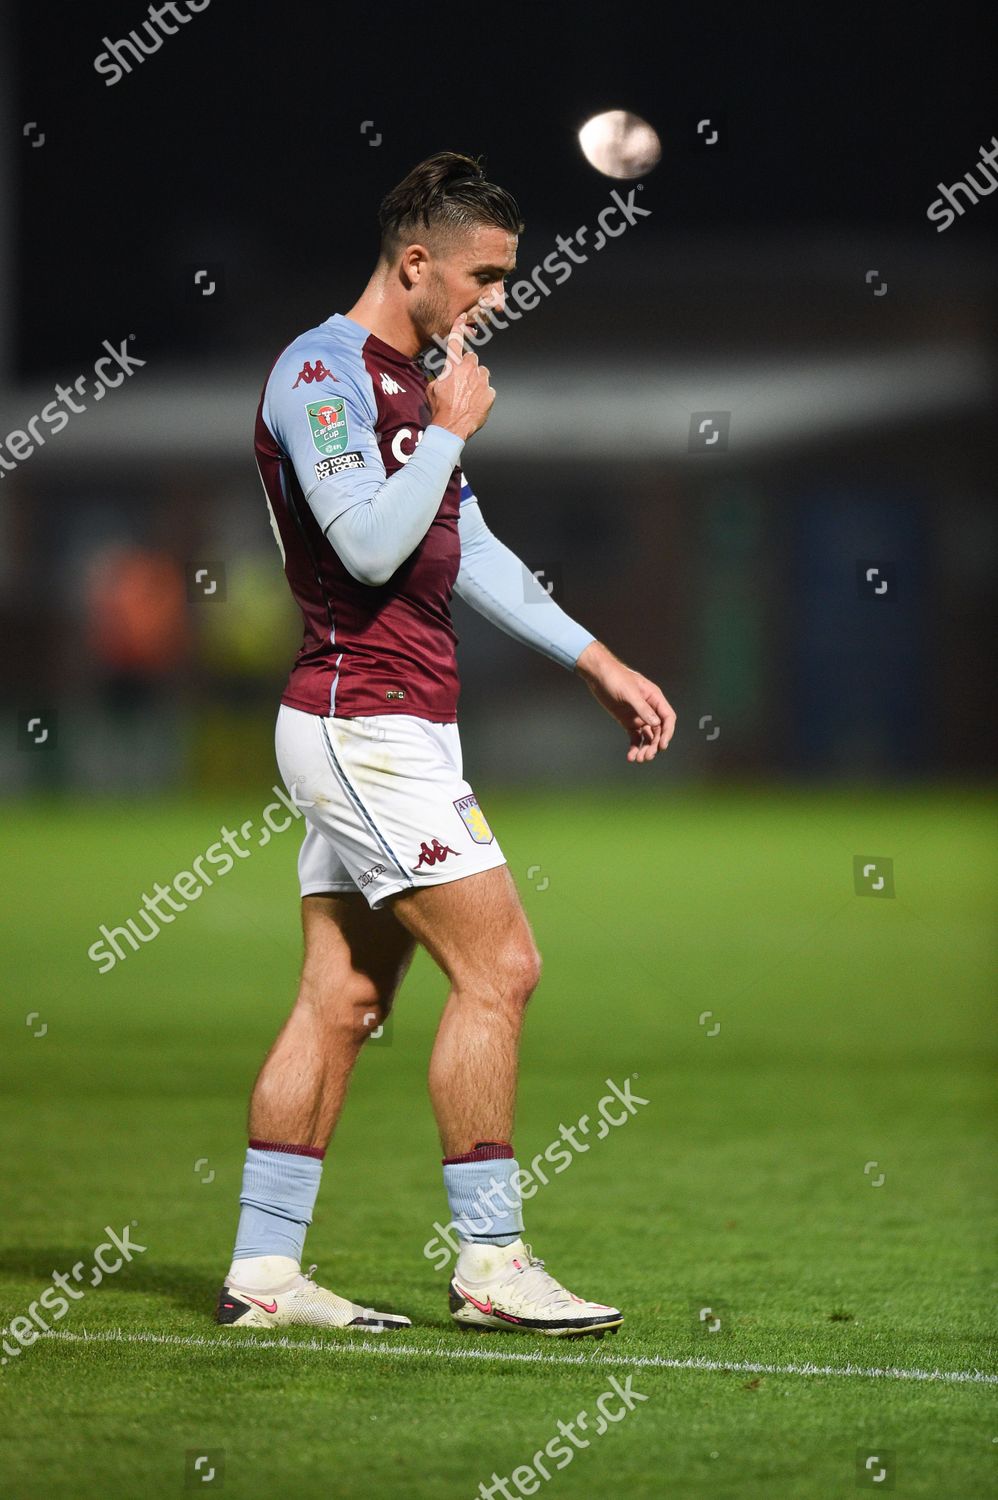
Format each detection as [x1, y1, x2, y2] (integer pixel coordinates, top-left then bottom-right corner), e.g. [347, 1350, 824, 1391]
[480, 283, 506, 317]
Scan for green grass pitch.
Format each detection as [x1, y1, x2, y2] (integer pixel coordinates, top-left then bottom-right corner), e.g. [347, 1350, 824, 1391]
[1, 785, 995, 1498]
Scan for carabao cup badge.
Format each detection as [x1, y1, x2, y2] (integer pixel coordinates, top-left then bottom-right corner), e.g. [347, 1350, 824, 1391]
[306, 398, 349, 456]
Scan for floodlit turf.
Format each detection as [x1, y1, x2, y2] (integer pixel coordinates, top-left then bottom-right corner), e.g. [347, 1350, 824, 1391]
[1, 785, 995, 1498]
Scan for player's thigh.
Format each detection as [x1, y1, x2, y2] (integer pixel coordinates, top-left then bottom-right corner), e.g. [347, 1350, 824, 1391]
[388, 865, 541, 996]
[299, 892, 417, 1015]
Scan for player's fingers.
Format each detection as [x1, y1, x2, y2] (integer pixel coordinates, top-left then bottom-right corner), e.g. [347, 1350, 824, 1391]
[443, 314, 468, 372]
[643, 685, 676, 749]
[645, 712, 668, 754]
[629, 696, 661, 734]
[644, 710, 671, 760]
[658, 701, 677, 749]
[628, 721, 656, 764]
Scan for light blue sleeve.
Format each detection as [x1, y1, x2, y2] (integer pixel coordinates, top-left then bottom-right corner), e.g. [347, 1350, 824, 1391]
[454, 495, 597, 670]
[263, 352, 464, 587]
[263, 355, 385, 527]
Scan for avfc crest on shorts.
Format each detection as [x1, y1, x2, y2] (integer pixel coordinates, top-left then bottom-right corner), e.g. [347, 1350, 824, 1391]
[306, 398, 349, 456]
[453, 793, 494, 845]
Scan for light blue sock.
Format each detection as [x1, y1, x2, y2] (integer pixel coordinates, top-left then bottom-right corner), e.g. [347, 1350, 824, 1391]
[442, 1144, 524, 1246]
[232, 1144, 324, 1263]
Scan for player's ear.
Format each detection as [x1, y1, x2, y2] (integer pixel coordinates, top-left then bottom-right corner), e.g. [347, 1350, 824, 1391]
[399, 243, 431, 288]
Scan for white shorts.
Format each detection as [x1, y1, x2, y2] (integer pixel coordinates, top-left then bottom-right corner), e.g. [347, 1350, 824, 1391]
[275, 704, 507, 910]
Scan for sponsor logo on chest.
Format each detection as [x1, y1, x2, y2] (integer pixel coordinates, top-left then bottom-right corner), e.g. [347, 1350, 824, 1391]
[376, 366, 431, 471]
[389, 426, 424, 466]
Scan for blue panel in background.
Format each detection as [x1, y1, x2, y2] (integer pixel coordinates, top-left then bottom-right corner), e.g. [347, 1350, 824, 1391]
[787, 488, 930, 776]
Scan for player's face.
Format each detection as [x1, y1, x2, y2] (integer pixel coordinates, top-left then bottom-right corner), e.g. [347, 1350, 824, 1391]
[410, 225, 517, 347]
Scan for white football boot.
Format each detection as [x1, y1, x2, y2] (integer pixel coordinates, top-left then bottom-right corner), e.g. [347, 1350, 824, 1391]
[216, 1255, 411, 1332]
[449, 1238, 623, 1338]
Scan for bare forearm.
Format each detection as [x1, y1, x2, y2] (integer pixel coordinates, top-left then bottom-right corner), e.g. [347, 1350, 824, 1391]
[574, 639, 620, 682]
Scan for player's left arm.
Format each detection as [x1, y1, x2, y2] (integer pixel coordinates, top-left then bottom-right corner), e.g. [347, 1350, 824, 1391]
[455, 488, 676, 763]
[454, 488, 595, 669]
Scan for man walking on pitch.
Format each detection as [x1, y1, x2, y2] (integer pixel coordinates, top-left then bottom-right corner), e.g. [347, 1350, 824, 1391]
[217, 152, 676, 1338]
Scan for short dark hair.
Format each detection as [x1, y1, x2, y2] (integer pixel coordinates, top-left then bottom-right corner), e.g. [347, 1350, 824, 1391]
[378, 151, 523, 260]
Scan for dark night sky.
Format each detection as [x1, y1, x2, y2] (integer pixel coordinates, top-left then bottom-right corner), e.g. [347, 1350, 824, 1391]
[14, 0, 997, 376]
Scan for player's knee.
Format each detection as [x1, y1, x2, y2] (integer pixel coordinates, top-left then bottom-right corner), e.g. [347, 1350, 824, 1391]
[299, 971, 394, 1043]
[515, 939, 543, 1000]
[353, 996, 392, 1044]
[482, 936, 542, 1009]
[330, 993, 394, 1046]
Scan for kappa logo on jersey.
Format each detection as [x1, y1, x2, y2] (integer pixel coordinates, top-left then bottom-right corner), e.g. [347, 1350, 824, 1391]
[410, 837, 461, 871]
[453, 794, 494, 845]
[314, 451, 365, 483]
[306, 398, 349, 457]
[380, 371, 406, 396]
[293, 359, 336, 388]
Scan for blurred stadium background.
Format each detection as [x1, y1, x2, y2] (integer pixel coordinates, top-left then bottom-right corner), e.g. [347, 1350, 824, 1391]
[3, 3, 995, 797]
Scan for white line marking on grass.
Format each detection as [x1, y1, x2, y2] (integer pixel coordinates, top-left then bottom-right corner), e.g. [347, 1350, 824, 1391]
[38, 1329, 998, 1386]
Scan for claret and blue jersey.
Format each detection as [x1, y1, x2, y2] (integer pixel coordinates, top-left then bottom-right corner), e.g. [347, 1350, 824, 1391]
[255, 313, 475, 723]
[256, 312, 595, 728]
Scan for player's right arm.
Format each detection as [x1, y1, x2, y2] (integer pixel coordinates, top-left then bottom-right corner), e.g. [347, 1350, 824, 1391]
[264, 316, 493, 587]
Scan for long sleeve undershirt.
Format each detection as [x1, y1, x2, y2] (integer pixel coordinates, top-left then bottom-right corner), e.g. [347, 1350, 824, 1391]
[321, 456, 595, 671]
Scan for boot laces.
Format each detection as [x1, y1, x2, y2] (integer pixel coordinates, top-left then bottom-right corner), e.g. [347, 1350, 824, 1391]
[299, 1264, 372, 1316]
[298, 1264, 321, 1295]
[506, 1243, 574, 1311]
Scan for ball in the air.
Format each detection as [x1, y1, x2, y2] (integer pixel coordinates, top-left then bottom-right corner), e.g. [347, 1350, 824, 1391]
[578, 110, 661, 179]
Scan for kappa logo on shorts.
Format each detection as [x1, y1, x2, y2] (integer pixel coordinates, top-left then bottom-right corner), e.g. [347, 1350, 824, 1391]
[358, 862, 387, 889]
[411, 837, 461, 871]
[453, 793, 494, 845]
